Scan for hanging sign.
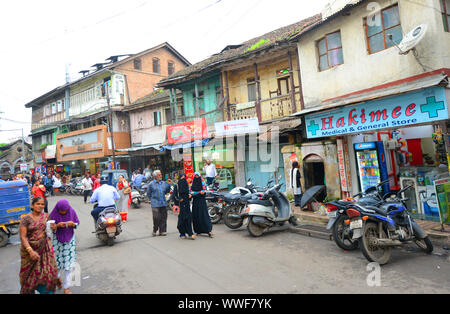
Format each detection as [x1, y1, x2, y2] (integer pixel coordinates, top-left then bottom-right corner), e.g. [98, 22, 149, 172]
[215, 118, 260, 137]
[183, 153, 194, 184]
[305, 87, 448, 139]
[167, 118, 208, 144]
[336, 139, 349, 192]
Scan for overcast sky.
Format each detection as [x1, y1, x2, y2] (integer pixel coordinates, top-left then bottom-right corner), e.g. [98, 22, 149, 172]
[0, 0, 329, 142]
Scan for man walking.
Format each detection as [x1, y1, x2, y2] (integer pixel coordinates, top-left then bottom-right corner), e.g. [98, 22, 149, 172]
[147, 170, 172, 237]
[203, 159, 217, 186]
[81, 174, 93, 204]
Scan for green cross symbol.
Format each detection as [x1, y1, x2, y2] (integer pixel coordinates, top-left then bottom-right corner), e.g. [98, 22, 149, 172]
[307, 120, 320, 136]
[421, 96, 445, 119]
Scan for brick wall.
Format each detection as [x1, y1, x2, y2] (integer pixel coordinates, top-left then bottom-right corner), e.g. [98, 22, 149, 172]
[115, 47, 188, 104]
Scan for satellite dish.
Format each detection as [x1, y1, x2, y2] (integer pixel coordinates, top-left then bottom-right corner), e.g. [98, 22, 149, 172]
[397, 24, 427, 55]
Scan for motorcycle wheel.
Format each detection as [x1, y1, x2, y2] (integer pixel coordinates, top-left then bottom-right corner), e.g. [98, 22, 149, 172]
[0, 230, 9, 248]
[107, 237, 114, 246]
[208, 204, 221, 224]
[332, 215, 359, 251]
[247, 218, 265, 237]
[360, 222, 391, 265]
[414, 237, 433, 254]
[223, 208, 244, 230]
[132, 200, 141, 209]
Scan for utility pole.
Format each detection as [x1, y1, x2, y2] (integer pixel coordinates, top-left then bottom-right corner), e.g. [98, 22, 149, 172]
[21, 128, 26, 173]
[106, 81, 116, 168]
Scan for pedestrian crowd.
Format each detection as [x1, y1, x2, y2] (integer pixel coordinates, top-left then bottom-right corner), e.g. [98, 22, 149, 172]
[15, 165, 215, 294]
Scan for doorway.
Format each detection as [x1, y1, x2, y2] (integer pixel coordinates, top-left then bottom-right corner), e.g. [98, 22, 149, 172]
[303, 154, 327, 202]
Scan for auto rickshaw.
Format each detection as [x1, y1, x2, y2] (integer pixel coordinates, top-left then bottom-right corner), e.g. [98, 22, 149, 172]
[0, 181, 31, 247]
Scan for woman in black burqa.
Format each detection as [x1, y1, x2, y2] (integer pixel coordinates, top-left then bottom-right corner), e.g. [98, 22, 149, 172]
[190, 172, 213, 238]
[176, 174, 195, 240]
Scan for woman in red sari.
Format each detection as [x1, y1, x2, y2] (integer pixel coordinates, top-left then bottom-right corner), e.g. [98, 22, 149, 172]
[19, 197, 61, 294]
[117, 175, 131, 221]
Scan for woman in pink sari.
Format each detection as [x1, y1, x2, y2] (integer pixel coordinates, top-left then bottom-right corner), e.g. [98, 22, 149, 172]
[19, 197, 61, 294]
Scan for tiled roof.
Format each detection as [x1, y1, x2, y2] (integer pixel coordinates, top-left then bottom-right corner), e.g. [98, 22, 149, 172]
[158, 14, 322, 87]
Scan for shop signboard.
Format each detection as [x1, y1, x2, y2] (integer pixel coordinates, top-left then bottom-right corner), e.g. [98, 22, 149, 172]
[45, 145, 57, 160]
[20, 163, 28, 172]
[167, 118, 208, 145]
[433, 178, 450, 225]
[215, 118, 260, 137]
[336, 139, 349, 192]
[305, 87, 448, 139]
[183, 153, 194, 184]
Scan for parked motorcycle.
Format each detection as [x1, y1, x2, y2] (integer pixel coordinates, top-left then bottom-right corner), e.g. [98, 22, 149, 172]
[241, 184, 297, 237]
[131, 189, 143, 208]
[348, 185, 433, 265]
[93, 204, 123, 246]
[222, 178, 274, 230]
[325, 181, 388, 251]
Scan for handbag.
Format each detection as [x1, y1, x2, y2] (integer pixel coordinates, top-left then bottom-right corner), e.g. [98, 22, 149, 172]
[123, 187, 132, 194]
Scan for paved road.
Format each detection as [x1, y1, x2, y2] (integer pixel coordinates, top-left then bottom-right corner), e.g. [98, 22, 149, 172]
[1, 195, 449, 294]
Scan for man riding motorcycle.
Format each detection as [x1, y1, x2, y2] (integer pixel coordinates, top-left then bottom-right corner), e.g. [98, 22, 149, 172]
[90, 179, 120, 223]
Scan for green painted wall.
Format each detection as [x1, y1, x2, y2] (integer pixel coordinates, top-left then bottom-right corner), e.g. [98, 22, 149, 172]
[178, 73, 223, 127]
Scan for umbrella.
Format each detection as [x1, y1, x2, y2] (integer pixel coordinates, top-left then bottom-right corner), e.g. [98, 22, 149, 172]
[300, 185, 326, 208]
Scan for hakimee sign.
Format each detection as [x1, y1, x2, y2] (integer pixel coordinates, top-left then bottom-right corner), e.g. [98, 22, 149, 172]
[305, 87, 448, 139]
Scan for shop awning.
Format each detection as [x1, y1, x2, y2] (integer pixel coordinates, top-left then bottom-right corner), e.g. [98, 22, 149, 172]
[258, 119, 302, 142]
[160, 138, 210, 152]
[292, 72, 449, 117]
[115, 144, 162, 152]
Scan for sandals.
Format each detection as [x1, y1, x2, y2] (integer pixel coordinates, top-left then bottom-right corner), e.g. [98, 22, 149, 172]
[64, 288, 73, 294]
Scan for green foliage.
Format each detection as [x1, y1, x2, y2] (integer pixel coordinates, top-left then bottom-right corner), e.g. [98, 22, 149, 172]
[40, 143, 49, 150]
[0, 143, 7, 147]
[247, 39, 269, 52]
[286, 193, 294, 201]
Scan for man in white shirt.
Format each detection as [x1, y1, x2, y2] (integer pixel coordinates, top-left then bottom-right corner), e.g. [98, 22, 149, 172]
[203, 159, 217, 186]
[90, 179, 120, 223]
[81, 174, 94, 204]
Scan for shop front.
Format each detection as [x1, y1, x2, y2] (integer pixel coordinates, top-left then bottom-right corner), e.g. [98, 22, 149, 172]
[56, 125, 131, 177]
[302, 82, 450, 222]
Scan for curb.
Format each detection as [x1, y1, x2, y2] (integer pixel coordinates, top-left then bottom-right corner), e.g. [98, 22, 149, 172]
[293, 213, 450, 246]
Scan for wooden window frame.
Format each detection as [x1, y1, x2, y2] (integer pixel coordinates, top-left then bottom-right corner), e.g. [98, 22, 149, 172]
[316, 30, 344, 72]
[153, 58, 161, 74]
[168, 61, 175, 76]
[364, 4, 402, 55]
[133, 58, 142, 71]
[247, 78, 257, 102]
[442, 0, 450, 32]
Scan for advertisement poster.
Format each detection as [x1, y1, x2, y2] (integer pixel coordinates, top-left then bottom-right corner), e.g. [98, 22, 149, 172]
[183, 153, 194, 184]
[336, 139, 349, 192]
[434, 178, 450, 225]
[167, 118, 208, 145]
[215, 118, 260, 137]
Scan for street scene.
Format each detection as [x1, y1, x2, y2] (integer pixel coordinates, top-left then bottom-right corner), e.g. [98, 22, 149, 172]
[1, 0, 450, 297]
[1, 194, 449, 294]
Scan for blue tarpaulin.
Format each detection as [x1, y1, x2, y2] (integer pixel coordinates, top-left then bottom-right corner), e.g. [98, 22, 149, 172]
[160, 138, 210, 152]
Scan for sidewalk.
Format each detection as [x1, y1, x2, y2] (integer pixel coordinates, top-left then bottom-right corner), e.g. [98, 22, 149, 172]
[290, 203, 450, 245]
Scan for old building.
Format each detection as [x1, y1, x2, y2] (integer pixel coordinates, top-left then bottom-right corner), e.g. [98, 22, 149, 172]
[292, 0, 450, 220]
[0, 140, 33, 178]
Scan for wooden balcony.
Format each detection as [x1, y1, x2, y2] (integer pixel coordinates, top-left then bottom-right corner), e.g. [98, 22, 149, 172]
[229, 92, 301, 122]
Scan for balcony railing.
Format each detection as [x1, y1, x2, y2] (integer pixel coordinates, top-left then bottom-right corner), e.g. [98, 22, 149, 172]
[230, 92, 301, 121]
[32, 112, 65, 131]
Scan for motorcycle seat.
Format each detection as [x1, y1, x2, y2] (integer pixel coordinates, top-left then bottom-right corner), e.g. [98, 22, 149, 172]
[247, 199, 273, 207]
[222, 193, 241, 202]
[363, 205, 388, 216]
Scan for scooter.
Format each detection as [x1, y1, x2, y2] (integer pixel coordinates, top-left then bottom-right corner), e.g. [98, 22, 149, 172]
[93, 204, 123, 246]
[241, 184, 297, 237]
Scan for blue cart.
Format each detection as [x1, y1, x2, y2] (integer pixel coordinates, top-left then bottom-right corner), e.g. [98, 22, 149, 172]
[0, 181, 31, 247]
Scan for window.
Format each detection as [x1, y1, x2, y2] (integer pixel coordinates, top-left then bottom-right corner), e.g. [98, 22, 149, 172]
[154, 111, 161, 126]
[153, 58, 160, 74]
[317, 31, 344, 71]
[51, 103, 57, 115]
[247, 78, 257, 102]
[165, 108, 172, 124]
[168, 61, 175, 75]
[441, 0, 450, 32]
[277, 77, 290, 96]
[57, 100, 63, 112]
[133, 58, 142, 70]
[193, 91, 205, 114]
[364, 5, 403, 54]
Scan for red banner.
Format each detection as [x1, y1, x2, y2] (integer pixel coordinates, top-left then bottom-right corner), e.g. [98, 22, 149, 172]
[166, 118, 208, 145]
[183, 153, 194, 184]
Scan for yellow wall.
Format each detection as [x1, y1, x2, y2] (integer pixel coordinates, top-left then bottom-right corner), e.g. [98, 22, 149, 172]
[227, 57, 300, 105]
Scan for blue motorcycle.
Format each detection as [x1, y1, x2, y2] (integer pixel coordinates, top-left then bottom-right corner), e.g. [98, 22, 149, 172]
[348, 185, 433, 265]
